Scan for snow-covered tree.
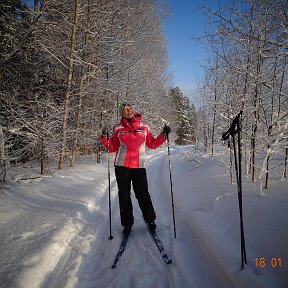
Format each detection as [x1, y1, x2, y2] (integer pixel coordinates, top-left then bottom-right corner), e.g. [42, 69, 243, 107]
[0, 0, 173, 172]
[169, 87, 197, 145]
[197, 0, 288, 190]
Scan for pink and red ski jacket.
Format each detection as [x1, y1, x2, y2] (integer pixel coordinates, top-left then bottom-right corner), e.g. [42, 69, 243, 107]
[101, 113, 166, 168]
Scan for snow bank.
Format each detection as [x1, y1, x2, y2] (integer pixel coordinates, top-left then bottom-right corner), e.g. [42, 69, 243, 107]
[0, 146, 287, 288]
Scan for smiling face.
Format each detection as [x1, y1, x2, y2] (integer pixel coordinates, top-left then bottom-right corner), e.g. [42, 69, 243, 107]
[122, 104, 135, 119]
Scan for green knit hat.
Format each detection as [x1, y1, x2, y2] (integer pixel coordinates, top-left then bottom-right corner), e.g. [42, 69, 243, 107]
[117, 101, 131, 116]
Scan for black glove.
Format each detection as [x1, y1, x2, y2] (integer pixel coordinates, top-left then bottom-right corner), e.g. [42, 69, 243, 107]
[162, 125, 171, 137]
[101, 125, 109, 137]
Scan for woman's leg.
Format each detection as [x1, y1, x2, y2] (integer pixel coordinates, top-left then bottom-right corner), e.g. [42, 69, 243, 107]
[131, 168, 156, 224]
[115, 166, 134, 228]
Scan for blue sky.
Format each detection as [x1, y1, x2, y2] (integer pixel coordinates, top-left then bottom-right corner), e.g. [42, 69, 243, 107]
[164, 0, 209, 103]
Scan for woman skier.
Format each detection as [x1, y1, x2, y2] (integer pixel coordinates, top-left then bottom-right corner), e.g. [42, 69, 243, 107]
[101, 101, 171, 235]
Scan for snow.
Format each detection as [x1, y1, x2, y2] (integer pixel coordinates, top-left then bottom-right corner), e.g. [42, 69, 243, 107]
[0, 145, 287, 288]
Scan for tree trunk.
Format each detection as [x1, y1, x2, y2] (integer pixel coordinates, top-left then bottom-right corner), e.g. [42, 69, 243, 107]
[40, 138, 45, 175]
[58, 0, 80, 170]
[250, 42, 264, 183]
[96, 98, 105, 164]
[0, 126, 6, 190]
[284, 148, 288, 178]
[230, 144, 233, 183]
[211, 88, 217, 157]
[70, 73, 85, 167]
[70, 0, 91, 167]
[96, 65, 109, 164]
[278, 57, 287, 179]
[251, 101, 259, 183]
[34, 0, 37, 11]
[0, 126, 3, 168]
[265, 126, 272, 189]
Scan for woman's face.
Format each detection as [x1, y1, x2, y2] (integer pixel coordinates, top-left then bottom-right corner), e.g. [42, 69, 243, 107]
[122, 104, 134, 119]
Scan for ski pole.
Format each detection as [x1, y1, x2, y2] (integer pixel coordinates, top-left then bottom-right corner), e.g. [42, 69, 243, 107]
[166, 131, 177, 239]
[223, 111, 247, 269]
[107, 131, 113, 240]
[232, 132, 246, 269]
[236, 114, 247, 268]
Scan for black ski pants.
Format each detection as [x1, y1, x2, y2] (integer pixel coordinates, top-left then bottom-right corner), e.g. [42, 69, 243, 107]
[115, 166, 156, 227]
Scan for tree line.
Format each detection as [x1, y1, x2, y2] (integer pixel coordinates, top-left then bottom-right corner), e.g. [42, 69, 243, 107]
[0, 0, 197, 179]
[1, 0, 169, 173]
[196, 0, 287, 190]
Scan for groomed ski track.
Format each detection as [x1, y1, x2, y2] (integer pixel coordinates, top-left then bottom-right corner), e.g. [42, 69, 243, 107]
[41, 147, 234, 288]
[1, 147, 239, 288]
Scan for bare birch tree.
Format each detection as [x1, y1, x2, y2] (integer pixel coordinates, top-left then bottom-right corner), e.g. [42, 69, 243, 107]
[58, 0, 80, 169]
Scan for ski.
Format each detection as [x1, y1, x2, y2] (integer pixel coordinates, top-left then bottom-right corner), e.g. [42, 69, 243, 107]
[111, 231, 130, 269]
[148, 228, 172, 264]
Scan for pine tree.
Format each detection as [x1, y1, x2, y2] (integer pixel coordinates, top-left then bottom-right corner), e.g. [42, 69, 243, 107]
[170, 87, 197, 145]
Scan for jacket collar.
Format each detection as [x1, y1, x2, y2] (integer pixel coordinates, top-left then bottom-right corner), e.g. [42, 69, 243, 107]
[121, 113, 142, 129]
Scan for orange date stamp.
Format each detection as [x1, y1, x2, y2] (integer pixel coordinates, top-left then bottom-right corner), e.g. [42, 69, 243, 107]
[255, 257, 284, 268]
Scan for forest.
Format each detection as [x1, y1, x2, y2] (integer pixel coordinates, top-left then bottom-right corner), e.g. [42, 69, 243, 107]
[197, 0, 288, 192]
[0, 0, 287, 192]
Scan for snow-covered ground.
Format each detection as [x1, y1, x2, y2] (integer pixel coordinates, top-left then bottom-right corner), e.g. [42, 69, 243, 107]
[0, 145, 287, 288]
